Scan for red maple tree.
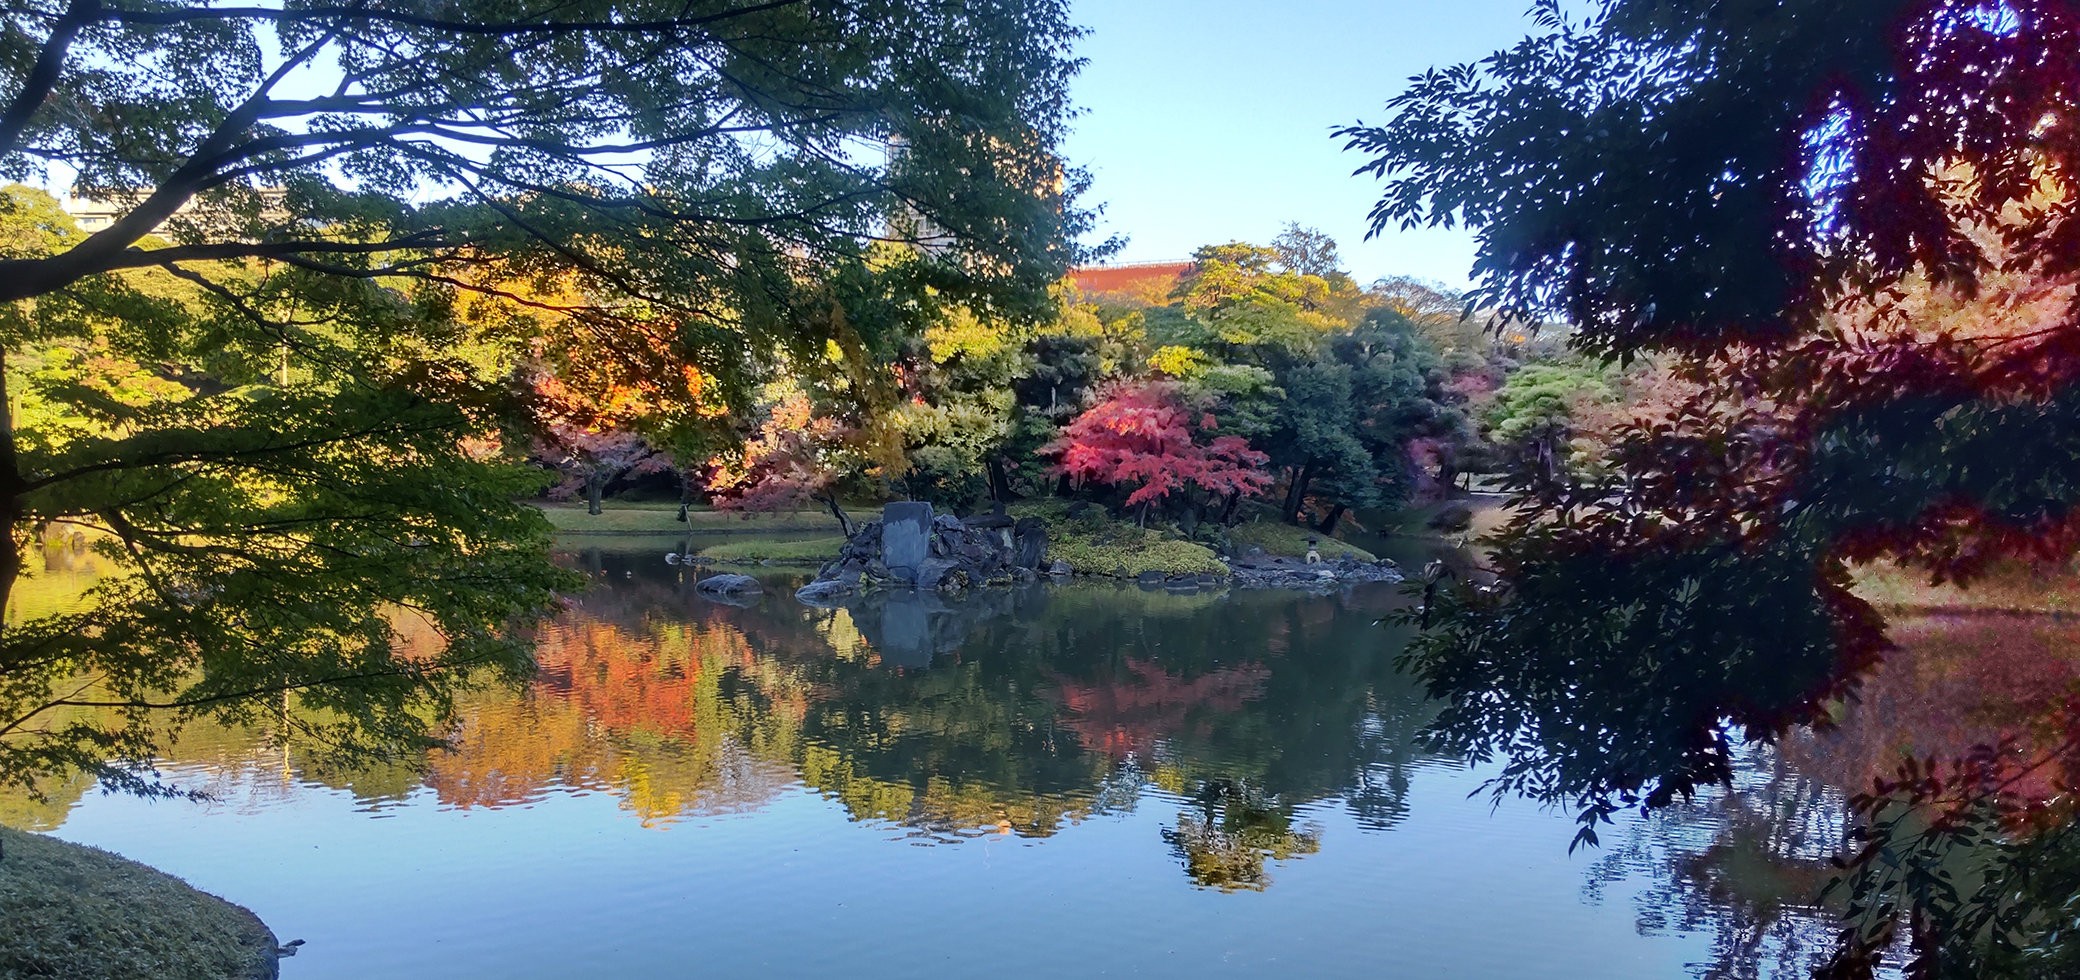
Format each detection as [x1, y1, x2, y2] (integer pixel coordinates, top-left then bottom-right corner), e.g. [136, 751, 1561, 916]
[1041, 381, 1274, 510]
[705, 392, 860, 533]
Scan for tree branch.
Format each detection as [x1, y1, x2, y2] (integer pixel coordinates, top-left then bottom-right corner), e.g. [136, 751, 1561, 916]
[98, 0, 809, 36]
[0, 0, 98, 154]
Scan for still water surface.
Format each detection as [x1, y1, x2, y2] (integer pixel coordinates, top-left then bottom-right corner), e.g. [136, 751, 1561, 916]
[18, 542, 1851, 978]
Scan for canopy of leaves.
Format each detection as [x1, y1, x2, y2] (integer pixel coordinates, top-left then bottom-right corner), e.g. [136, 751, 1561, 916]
[1355, 0, 2080, 974]
[0, 0, 1093, 798]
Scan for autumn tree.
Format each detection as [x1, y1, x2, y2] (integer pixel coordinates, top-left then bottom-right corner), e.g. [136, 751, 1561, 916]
[0, 0, 1091, 797]
[705, 389, 863, 533]
[1346, 0, 2080, 974]
[1041, 380, 1273, 525]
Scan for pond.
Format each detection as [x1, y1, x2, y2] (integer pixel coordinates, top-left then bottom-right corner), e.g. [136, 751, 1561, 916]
[12, 540, 1859, 979]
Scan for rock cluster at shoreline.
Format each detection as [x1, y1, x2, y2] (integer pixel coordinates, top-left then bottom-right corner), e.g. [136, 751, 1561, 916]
[795, 503, 1047, 604]
[1226, 553, 1404, 591]
[677, 503, 1412, 606]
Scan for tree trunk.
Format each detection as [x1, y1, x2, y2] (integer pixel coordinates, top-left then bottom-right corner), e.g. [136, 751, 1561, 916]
[819, 493, 853, 537]
[586, 470, 606, 516]
[1220, 490, 1243, 525]
[1316, 503, 1347, 536]
[986, 456, 1017, 503]
[0, 366, 20, 638]
[1282, 462, 1315, 525]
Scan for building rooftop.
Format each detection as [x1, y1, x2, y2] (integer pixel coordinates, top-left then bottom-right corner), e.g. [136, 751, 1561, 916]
[1069, 260, 1192, 301]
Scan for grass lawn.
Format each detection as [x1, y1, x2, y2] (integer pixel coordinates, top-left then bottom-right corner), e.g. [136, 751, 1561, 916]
[699, 536, 849, 562]
[533, 502, 843, 534]
[1226, 520, 1377, 562]
[0, 827, 277, 980]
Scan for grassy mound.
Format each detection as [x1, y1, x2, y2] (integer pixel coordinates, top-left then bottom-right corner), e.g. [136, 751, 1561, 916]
[1226, 521, 1376, 562]
[1010, 501, 1226, 577]
[700, 536, 848, 562]
[1850, 559, 2080, 613]
[0, 827, 278, 980]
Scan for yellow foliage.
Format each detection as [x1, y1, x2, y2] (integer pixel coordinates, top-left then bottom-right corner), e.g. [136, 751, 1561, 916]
[1149, 345, 1212, 378]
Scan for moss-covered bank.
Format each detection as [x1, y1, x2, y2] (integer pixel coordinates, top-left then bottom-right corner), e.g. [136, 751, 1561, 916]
[0, 827, 279, 980]
[1009, 501, 1226, 577]
[688, 501, 1393, 580]
[1225, 520, 1376, 562]
[534, 502, 843, 535]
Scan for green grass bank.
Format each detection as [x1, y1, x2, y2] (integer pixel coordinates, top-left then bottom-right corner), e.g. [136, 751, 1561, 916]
[534, 502, 843, 535]
[0, 827, 279, 980]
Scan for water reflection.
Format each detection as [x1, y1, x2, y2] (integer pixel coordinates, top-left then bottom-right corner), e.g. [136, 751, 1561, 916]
[1585, 747, 1856, 980]
[8, 543, 1934, 979]
[11, 547, 1442, 886]
[501, 549, 1444, 872]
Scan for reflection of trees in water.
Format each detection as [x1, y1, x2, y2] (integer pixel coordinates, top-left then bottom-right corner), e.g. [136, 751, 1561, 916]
[1162, 779, 1324, 891]
[1784, 612, 2080, 802]
[433, 558, 1447, 869]
[1553, 611, 2080, 979]
[2, 549, 1442, 892]
[428, 613, 808, 825]
[1583, 745, 1890, 980]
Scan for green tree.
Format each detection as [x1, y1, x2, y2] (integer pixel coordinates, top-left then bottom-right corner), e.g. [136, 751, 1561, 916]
[1329, 307, 1471, 519]
[0, 0, 1090, 797]
[1267, 358, 1377, 525]
[1479, 360, 1616, 480]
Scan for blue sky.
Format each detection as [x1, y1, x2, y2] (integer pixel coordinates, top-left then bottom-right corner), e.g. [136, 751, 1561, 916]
[1062, 0, 1544, 288]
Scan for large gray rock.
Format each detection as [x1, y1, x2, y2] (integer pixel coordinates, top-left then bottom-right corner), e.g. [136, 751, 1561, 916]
[695, 573, 761, 595]
[794, 578, 853, 605]
[916, 557, 965, 592]
[881, 502, 934, 574]
[1013, 517, 1047, 569]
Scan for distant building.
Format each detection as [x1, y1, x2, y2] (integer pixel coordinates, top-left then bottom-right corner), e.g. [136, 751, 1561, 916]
[64, 187, 288, 235]
[1069, 260, 1192, 303]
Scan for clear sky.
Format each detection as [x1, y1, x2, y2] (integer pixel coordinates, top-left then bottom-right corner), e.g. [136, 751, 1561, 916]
[1062, 0, 1544, 288]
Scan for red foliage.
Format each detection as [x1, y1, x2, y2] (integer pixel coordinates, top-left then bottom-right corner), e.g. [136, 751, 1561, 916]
[537, 423, 671, 501]
[1040, 380, 1274, 507]
[1047, 659, 1269, 759]
[705, 392, 850, 513]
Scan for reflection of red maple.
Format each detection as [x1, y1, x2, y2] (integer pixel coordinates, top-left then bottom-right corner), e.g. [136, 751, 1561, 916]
[1789, 612, 2080, 805]
[1047, 659, 1269, 759]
